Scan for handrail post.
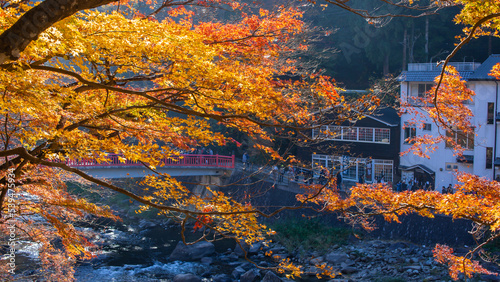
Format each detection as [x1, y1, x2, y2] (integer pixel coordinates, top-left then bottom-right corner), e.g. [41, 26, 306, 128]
[231, 155, 235, 168]
[216, 154, 219, 167]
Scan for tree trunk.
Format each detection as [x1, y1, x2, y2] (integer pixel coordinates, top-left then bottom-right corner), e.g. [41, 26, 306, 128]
[0, 0, 117, 64]
[489, 35, 493, 56]
[409, 21, 415, 63]
[425, 17, 429, 62]
[383, 53, 390, 76]
[403, 28, 407, 70]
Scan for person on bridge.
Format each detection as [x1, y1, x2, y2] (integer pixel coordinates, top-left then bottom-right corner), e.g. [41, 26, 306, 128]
[242, 152, 249, 169]
[336, 172, 342, 190]
[272, 164, 278, 182]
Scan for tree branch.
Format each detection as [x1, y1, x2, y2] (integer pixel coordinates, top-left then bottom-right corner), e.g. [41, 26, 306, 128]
[0, 146, 320, 219]
[432, 12, 500, 130]
[0, 0, 118, 63]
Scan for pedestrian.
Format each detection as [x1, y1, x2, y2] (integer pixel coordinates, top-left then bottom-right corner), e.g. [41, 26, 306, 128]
[307, 170, 314, 184]
[336, 172, 342, 190]
[319, 169, 327, 185]
[272, 164, 278, 182]
[286, 165, 292, 182]
[358, 174, 365, 184]
[242, 152, 248, 169]
[294, 167, 299, 182]
[278, 166, 284, 183]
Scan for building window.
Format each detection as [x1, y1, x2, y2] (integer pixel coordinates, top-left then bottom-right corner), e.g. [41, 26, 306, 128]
[374, 128, 390, 143]
[487, 147, 493, 169]
[313, 125, 340, 139]
[404, 123, 416, 144]
[445, 128, 474, 150]
[311, 154, 341, 174]
[312, 154, 328, 168]
[418, 83, 433, 98]
[423, 123, 432, 131]
[358, 127, 372, 141]
[313, 125, 390, 144]
[488, 103, 495, 124]
[373, 159, 394, 183]
[343, 160, 358, 180]
[344, 128, 357, 141]
[311, 155, 393, 183]
[445, 163, 459, 171]
[409, 83, 434, 106]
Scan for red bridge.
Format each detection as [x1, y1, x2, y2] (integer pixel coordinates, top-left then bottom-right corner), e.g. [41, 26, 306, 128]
[66, 154, 235, 169]
[65, 154, 235, 178]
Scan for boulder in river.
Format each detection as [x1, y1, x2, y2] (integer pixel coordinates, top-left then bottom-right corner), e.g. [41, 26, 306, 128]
[325, 251, 349, 265]
[240, 269, 260, 282]
[169, 241, 215, 261]
[261, 270, 283, 282]
[172, 273, 202, 282]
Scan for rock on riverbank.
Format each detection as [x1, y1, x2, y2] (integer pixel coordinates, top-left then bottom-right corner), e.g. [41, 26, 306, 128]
[167, 237, 500, 282]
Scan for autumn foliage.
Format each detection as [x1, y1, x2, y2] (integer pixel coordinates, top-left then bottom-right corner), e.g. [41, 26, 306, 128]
[1, 0, 500, 281]
[0, 0, 350, 280]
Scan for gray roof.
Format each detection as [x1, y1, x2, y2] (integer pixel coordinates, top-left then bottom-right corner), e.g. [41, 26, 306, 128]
[398, 54, 500, 82]
[397, 70, 475, 82]
[366, 107, 400, 127]
[399, 164, 435, 174]
[468, 54, 500, 80]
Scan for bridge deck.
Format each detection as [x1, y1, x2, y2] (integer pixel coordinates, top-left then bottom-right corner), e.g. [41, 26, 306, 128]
[64, 154, 234, 178]
[65, 154, 235, 169]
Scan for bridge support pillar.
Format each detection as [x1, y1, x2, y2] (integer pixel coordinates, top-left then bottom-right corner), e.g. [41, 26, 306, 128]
[193, 175, 221, 198]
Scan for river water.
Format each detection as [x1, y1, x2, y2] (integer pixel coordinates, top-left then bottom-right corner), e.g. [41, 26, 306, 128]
[73, 222, 235, 281]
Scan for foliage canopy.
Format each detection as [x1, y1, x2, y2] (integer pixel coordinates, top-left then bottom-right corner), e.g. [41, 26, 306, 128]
[1, 0, 500, 280]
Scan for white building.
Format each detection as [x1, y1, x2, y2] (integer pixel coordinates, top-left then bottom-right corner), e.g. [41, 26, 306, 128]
[398, 55, 500, 191]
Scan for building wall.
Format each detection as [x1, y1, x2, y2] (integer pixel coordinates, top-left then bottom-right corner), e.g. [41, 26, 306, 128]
[328, 117, 400, 161]
[399, 108, 472, 189]
[305, 111, 400, 184]
[400, 79, 499, 190]
[470, 81, 497, 179]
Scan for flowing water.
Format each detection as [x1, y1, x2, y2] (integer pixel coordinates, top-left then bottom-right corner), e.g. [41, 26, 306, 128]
[73, 223, 235, 281]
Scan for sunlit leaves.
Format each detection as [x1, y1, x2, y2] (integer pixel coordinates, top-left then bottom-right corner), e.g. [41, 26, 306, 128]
[434, 244, 495, 280]
[401, 66, 475, 158]
[0, 0, 383, 280]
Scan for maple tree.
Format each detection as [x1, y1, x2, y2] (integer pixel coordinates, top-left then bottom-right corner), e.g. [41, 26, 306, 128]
[0, 0, 366, 280]
[305, 1, 500, 278]
[405, 1, 500, 279]
[330, 0, 500, 280]
[1, 0, 500, 281]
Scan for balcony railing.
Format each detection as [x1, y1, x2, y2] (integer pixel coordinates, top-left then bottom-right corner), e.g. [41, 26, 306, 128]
[408, 62, 481, 71]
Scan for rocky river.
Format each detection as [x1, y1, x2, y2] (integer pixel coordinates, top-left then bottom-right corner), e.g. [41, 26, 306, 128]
[11, 173, 500, 281]
[67, 216, 500, 282]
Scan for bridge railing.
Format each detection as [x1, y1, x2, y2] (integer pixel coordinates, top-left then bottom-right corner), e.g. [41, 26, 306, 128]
[65, 154, 235, 169]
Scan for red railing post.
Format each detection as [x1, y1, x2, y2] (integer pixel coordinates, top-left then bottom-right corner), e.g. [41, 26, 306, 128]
[231, 155, 235, 168]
